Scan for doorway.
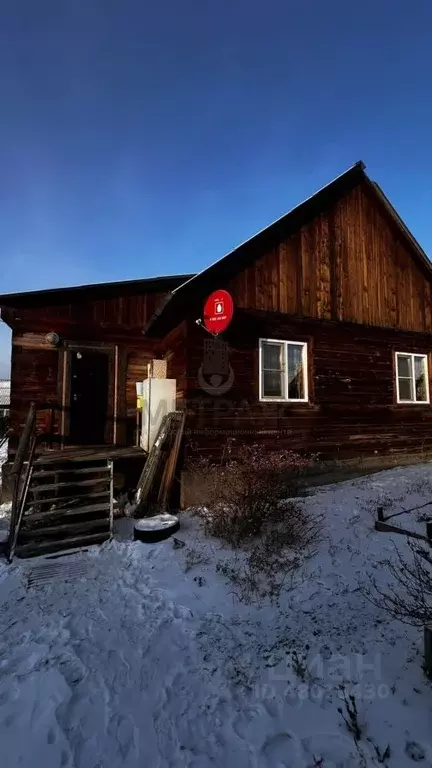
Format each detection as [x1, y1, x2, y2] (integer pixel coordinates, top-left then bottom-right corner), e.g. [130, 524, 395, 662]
[69, 349, 109, 445]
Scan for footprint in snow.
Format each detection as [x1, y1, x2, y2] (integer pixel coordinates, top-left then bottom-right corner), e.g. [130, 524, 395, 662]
[173, 604, 193, 621]
[261, 731, 301, 766]
[107, 712, 138, 761]
[232, 713, 251, 740]
[261, 696, 281, 720]
[405, 740, 432, 764]
[0, 685, 19, 706]
[1, 712, 17, 728]
[301, 732, 359, 767]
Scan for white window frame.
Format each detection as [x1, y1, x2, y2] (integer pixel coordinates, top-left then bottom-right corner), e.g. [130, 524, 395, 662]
[259, 338, 308, 403]
[395, 351, 430, 404]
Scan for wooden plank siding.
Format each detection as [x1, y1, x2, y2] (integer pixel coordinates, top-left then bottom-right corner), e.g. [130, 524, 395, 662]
[161, 321, 188, 406]
[182, 311, 432, 460]
[5, 291, 170, 455]
[8, 291, 165, 333]
[226, 180, 432, 334]
[175, 177, 432, 461]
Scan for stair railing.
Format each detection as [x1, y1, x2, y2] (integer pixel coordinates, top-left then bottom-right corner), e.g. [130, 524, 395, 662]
[7, 403, 38, 562]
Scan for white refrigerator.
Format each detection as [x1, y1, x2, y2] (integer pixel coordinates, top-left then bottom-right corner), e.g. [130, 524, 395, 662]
[140, 378, 177, 452]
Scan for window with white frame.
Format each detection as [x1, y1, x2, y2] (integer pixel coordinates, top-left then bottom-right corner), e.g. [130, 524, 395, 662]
[259, 339, 308, 402]
[395, 352, 429, 404]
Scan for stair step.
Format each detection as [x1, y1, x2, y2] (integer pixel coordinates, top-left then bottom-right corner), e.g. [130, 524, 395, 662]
[32, 466, 110, 479]
[24, 489, 110, 510]
[15, 532, 111, 559]
[22, 501, 111, 525]
[34, 457, 108, 469]
[28, 477, 110, 494]
[18, 518, 110, 542]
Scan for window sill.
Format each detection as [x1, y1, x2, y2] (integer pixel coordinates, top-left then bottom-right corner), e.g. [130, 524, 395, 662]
[396, 400, 430, 405]
[259, 398, 309, 404]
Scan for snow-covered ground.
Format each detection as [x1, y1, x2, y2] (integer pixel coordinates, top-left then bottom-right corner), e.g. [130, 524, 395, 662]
[0, 463, 432, 767]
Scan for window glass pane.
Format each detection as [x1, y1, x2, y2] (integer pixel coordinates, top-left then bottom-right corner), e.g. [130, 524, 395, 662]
[262, 342, 283, 370]
[397, 355, 412, 378]
[287, 344, 304, 399]
[263, 369, 283, 398]
[398, 377, 414, 401]
[414, 356, 428, 402]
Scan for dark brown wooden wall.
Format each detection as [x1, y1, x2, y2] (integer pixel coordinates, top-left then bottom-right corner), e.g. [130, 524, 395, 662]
[226, 181, 432, 333]
[10, 291, 165, 332]
[6, 291, 167, 452]
[162, 321, 188, 405]
[182, 311, 432, 460]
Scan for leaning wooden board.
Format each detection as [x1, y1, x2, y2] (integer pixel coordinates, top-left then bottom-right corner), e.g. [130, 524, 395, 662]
[135, 412, 184, 514]
[157, 411, 186, 509]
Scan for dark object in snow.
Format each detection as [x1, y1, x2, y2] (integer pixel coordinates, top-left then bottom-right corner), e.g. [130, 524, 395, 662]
[405, 741, 426, 761]
[134, 514, 179, 543]
[375, 519, 430, 544]
[172, 537, 186, 549]
[193, 576, 206, 587]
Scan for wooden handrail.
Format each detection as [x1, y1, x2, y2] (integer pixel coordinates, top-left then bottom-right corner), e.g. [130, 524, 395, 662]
[11, 402, 36, 477]
[8, 402, 38, 562]
[8, 434, 37, 562]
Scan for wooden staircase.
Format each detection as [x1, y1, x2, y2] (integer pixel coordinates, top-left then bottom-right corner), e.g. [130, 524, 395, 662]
[7, 403, 114, 560]
[15, 458, 113, 558]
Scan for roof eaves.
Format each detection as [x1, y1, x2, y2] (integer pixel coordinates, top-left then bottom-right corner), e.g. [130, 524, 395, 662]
[368, 180, 432, 278]
[170, 161, 366, 300]
[0, 273, 195, 305]
[144, 160, 367, 337]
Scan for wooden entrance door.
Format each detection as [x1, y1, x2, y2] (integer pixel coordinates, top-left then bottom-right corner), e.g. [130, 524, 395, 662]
[69, 350, 109, 445]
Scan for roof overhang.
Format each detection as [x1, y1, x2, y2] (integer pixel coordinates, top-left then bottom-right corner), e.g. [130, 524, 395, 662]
[0, 273, 195, 310]
[144, 161, 432, 339]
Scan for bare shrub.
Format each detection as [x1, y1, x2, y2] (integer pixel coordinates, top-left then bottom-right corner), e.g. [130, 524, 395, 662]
[216, 520, 320, 604]
[187, 442, 312, 545]
[368, 540, 432, 626]
[188, 442, 321, 603]
[337, 685, 363, 742]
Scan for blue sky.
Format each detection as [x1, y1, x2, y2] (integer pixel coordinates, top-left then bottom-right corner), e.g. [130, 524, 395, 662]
[1, 0, 432, 375]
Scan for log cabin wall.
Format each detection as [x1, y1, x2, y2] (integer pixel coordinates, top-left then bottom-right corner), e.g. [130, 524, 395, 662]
[4, 288, 174, 456]
[183, 311, 432, 460]
[173, 178, 432, 460]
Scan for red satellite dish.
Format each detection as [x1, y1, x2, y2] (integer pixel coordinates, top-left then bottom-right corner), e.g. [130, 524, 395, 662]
[203, 290, 234, 335]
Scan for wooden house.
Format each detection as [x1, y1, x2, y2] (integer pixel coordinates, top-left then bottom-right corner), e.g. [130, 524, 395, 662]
[2, 160, 432, 472]
[145, 161, 432, 462]
[0, 274, 191, 460]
